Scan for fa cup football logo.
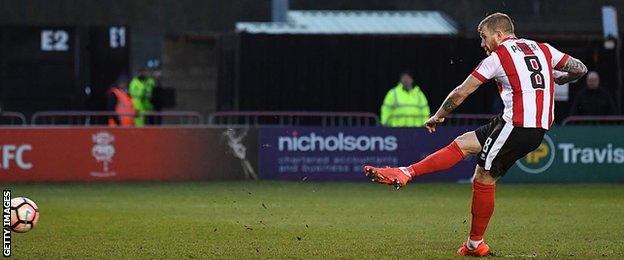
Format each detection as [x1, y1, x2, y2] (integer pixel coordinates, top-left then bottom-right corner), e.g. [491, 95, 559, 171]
[223, 129, 257, 180]
[90, 131, 116, 177]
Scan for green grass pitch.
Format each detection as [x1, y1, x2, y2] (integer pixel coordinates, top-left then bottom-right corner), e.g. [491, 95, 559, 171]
[5, 181, 624, 258]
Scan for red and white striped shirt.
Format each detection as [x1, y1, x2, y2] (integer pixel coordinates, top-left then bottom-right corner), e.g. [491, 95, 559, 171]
[471, 37, 569, 130]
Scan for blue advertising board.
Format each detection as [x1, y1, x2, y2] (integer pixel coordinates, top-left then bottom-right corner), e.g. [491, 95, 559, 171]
[258, 127, 479, 182]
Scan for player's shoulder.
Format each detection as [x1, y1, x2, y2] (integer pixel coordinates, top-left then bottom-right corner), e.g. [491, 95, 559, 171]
[475, 52, 502, 72]
[480, 52, 502, 63]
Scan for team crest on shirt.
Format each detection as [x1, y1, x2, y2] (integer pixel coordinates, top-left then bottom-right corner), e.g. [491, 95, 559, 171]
[515, 134, 555, 174]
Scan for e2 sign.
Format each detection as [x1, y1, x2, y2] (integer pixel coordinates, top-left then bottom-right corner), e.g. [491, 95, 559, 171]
[40, 30, 69, 51]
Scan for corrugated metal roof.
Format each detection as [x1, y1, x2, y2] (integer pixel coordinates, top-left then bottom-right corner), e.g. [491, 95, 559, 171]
[236, 10, 457, 35]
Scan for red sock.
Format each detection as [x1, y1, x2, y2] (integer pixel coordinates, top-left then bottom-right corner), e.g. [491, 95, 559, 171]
[469, 181, 496, 241]
[407, 141, 465, 177]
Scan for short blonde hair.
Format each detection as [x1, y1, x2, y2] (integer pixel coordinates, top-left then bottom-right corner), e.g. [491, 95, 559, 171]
[478, 12, 514, 34]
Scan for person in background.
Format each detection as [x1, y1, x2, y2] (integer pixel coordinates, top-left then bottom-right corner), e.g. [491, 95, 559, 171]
[106, 75, 135, 127]
[147, 62, 162, 125]
[570, 71, 618, 115]
[129, 68, 155, 126]
[380, 71, 430, 127]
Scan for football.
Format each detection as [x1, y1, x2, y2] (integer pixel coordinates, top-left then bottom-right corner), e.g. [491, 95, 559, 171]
[10, 197, 40, 233]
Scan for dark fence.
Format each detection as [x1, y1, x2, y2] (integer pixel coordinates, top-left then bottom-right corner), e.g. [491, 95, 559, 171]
[31, 111, 203, 126]
[0, 111, 27, 125]
[208, 111, 378, 127]
[0, 110, 620, 127]
[562, 115, 624, 125]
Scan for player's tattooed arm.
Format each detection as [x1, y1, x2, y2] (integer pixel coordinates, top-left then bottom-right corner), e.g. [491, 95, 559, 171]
[441, 98, 459, 113]
[426, 75, 482, 133]
[554, 57, 588, 85]
[432, 75, 482, 118]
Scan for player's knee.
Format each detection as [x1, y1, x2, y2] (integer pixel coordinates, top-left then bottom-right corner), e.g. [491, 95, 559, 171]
[454, 132, 481, 156]
[474, 166, 496, 185]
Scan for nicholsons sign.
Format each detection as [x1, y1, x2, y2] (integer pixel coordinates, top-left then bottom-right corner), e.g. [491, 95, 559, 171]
[258, 127, 476, 182]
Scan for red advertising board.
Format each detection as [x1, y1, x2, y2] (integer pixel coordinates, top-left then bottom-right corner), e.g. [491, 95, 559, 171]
[0, 127, 258, 182]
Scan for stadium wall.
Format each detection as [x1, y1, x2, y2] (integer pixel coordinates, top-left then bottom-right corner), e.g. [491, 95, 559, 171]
[0, 127, 258, 182]
[505, 126, 624, 183]
[1, 126, 622, 183]
[258, 126, 624, 183]
[258, 126, 476, 182]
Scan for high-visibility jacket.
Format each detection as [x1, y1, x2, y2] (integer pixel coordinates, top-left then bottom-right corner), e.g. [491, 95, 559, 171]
[129, 77, 154, 110]
[108, 87, 136, 127]
[380, 84, 430, 127]
[129, 77, 155, 126]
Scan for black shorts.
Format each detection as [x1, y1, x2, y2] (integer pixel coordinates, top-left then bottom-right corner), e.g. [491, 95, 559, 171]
[475, 115, 546, 178]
